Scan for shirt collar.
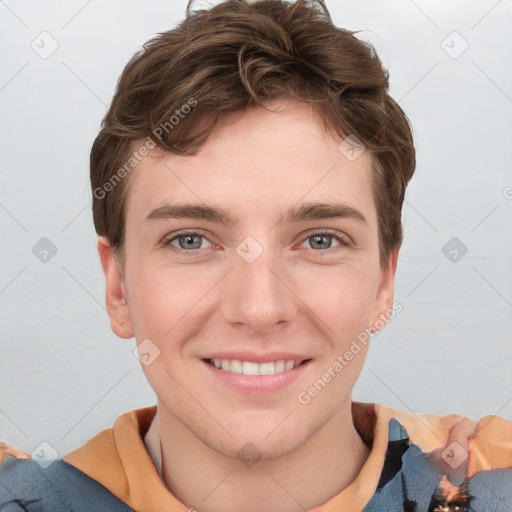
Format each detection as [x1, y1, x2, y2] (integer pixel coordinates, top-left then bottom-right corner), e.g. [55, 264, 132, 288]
[62, 402, 426, 512]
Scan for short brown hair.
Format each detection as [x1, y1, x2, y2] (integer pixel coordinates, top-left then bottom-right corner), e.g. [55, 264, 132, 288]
[90, 0, 416, 272]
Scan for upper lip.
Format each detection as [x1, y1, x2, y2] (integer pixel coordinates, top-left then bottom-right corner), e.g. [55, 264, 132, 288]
[201, 352, 311, 364]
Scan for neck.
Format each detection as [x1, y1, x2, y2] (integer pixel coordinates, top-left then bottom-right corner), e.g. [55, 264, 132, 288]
[158, 399, 370, 512]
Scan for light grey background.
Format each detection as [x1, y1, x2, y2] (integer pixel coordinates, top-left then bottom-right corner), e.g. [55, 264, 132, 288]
[1, 0, 511, 458]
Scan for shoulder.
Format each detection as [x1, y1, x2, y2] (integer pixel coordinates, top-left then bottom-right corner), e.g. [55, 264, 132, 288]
[365, 406, 512, 511]
[0, 441, 133, 511]
[385, 408, 512, 475]
[0, 441, 31, 466]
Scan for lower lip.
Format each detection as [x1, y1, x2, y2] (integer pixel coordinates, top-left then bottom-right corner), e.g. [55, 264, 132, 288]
[201, 359, 311, 394]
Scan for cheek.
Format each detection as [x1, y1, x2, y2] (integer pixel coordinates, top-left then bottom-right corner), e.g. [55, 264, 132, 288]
[126, 263, 222, 347]
[294, 264, 376, 338]
[126, 267, 189, 340]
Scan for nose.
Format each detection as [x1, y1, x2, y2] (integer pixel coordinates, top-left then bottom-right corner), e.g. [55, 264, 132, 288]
[220, 239, 298, 336]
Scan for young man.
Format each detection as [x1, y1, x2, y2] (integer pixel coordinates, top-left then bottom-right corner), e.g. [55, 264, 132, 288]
[1, 1, 511, 510]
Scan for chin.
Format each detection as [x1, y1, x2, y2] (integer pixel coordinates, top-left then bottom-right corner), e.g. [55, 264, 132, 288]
[214, 432, 305, 463]
[190, 414, 309, 463]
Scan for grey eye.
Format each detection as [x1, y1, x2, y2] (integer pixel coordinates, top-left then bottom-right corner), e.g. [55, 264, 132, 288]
[302, 234, 340, 250]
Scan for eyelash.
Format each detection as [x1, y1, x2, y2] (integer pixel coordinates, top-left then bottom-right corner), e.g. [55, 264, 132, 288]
[160, 229, 352, 256]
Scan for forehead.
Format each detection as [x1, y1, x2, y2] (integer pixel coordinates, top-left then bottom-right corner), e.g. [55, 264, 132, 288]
[124, 99, 377, 226]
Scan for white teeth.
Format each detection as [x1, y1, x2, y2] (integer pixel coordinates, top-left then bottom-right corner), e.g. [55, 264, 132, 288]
[209, 358, 305, 376]
[242, 361, 259, 375]
[274, 360, 285, 373]
[230, 359, 243, 374]
[259, 362, 275, 375]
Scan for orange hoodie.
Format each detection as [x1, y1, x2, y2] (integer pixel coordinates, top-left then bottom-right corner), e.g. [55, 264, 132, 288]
[1, 401, 511, 511]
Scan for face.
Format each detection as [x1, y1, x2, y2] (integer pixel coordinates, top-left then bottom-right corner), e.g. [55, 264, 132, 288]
[98, 98, 398, 460]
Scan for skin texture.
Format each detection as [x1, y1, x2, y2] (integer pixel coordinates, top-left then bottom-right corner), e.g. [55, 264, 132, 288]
[98, 98, 399, 512]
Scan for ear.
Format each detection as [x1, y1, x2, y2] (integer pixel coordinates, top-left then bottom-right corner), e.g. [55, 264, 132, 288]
[369, 246, 400, 335]
[97, 236, 134, 339]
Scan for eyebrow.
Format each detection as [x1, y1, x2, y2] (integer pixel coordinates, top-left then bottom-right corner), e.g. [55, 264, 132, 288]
[144, 202, 368, 226]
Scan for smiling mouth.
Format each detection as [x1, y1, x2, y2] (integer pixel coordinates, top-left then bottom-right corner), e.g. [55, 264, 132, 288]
[205, 358, 311, 376]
